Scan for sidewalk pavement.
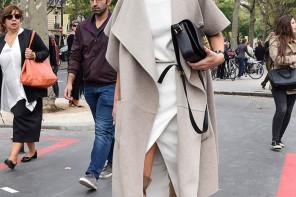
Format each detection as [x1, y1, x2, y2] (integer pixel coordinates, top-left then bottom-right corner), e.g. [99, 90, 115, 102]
[0, 71, 272, 130]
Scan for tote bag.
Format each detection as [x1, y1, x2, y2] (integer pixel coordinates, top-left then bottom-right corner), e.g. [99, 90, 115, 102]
[20, 31, 57, 89]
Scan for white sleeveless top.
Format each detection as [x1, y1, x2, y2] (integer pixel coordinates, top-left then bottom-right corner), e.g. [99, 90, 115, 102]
[144, 0, 178, 151]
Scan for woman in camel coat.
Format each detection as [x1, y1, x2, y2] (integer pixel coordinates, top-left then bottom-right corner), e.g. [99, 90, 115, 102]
[105, 0, 230, 196]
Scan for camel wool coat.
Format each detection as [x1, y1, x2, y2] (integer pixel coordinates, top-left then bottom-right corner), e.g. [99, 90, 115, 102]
[105, 0, 230, 196]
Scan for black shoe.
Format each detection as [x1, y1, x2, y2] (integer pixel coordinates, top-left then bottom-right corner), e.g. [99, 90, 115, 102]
[271, 141, 282, 150]
[21, 151, 37, 162]
[4, 159, 17, 170]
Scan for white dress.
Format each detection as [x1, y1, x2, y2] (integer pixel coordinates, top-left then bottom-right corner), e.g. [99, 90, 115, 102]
[0, 28, 36, 112]
[144, 0, 181, 195]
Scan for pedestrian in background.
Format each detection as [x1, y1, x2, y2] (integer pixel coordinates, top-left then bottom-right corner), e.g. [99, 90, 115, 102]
[67, 20, 83, 107]
[269, 15, 296, 150]
[235, 38, 253, 79]
[64, 0, 115, 190]
[217, 43, 229, 80]
[105, 0, 229, 196]
[255, 40, 265, 65]
[49, 34, 59, 97]
[0, 5, 49, 169]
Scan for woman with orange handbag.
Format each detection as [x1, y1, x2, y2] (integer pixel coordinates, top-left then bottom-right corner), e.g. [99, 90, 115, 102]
[0, 5, 49, 170]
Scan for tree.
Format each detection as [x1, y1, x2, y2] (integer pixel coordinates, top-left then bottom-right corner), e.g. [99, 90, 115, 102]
[217, 0, 233, 41]
[231, 0, 240, 50]
[257, 0, 296, 41]
[19, 0, 58, 111]
[241, 0, 256, 46]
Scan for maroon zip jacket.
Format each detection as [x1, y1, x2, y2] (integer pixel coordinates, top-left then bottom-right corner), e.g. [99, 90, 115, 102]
[68, 11, 116, 87]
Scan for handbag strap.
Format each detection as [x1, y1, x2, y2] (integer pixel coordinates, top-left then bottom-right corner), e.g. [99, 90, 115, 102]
[28, 31, 35, 49]
[158, 25, 208, 134]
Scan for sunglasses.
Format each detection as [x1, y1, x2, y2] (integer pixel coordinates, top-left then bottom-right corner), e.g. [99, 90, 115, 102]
[5, 14, 22, 20]
[72, 24, 78, 27]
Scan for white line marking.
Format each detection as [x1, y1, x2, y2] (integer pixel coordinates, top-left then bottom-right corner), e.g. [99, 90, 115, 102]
[1, 187, 19, 193]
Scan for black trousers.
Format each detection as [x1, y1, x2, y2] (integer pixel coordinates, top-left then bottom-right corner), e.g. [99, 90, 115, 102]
[271, 89, 296, 142]
[52, 66, 59, 97]
[72, 67, 83, 100]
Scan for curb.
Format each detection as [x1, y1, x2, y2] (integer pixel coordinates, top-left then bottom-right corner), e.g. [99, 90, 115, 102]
[214, 91, 272, 98]
[0, 124, 94, 131]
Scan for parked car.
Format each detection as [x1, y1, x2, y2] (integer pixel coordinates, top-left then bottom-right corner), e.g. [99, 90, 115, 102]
[59, 45, 68, 61]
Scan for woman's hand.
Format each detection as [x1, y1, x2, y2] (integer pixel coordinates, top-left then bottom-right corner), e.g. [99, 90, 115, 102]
[187, 47, 225, 70]
[25, 48, 35, 60]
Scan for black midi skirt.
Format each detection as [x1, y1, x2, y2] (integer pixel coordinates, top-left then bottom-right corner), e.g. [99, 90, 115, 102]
[11, 98, 43, 143]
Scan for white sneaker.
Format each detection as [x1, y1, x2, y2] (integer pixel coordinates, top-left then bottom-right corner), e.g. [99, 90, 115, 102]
[271, 141, 282, 150]
[79, 174, 98, 190]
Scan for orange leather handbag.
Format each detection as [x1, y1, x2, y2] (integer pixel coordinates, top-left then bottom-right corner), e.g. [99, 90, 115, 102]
[20, 31, 57, 89]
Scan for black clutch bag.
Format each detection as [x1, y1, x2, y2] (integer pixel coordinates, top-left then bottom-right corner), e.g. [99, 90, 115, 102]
[158, 19, 209, 134]
[268, 67, 296, 90]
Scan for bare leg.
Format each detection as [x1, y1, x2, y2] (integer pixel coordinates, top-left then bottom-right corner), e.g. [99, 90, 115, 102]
[8, 142, 23, 164]
[26, 142, 36, 157]
[143, 143, 157, 177]
[143, 143, 157, 196]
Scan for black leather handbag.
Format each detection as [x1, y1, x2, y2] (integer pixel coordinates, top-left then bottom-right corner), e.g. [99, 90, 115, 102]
[171, 19, 210, 63]
[158, 19, 209, 134]
[268, 67, 296, 90]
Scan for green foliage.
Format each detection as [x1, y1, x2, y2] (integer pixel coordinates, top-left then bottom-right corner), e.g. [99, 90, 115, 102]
[218, 0, 251, 40]
[217, 0, 233, 38]
[64, 0, 117, 21]
[64, 0, 92, 21]
[0, 0, 14, 10]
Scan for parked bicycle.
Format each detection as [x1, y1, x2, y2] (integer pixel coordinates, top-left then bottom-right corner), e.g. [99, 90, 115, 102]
[211, 57, 238, 80]
[235, 57, 264, 79]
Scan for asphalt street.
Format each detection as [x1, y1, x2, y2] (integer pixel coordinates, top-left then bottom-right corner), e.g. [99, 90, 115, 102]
[1, 94, 295, 197]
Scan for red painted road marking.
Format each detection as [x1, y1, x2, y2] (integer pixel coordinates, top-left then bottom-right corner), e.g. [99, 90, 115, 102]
[277, 153, 296, 197]
[0, 137, 80, 171]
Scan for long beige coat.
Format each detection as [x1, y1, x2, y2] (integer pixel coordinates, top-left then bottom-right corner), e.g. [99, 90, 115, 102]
[105, 0, 230, 196]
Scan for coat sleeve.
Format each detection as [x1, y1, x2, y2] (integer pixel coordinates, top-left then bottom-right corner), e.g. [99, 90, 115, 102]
[104, 0, 124, 72]
[68, 25, 83, 76]
[30, 32, 49, 62]
[269, 36, 296, 67]
[197, 0, 230, 36]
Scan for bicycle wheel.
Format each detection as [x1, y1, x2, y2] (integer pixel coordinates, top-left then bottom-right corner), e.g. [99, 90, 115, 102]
[228, 59, 239, 80]
[248, 63, 264, 79]
[211, 67, 218, 80]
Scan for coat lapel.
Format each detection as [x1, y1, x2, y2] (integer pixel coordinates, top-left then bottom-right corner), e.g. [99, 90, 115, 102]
[111, 0, 157, 82]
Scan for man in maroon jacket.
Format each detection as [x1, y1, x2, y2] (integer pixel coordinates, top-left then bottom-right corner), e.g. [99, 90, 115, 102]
[64, 0, 116, 190]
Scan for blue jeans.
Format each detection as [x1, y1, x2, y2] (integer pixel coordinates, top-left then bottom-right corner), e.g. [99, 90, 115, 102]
[84, 83, 115, 179]
[237, 58, 245, 77]
[271, 89, 296, 142]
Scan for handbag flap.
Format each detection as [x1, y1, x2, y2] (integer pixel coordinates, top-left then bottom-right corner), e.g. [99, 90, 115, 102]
[172, 19, 207, 63]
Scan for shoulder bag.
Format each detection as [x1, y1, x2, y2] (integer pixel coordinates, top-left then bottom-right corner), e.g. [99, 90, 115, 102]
[20, 31, 57, 89]
[158, 19, 209, 134]
[268, 67, 296, 90]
